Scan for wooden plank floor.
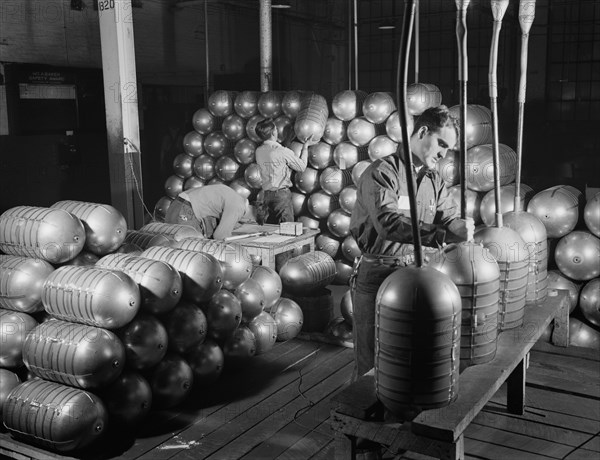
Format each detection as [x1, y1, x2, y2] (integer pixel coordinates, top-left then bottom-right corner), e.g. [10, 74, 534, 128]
[1, 336, 598, 460]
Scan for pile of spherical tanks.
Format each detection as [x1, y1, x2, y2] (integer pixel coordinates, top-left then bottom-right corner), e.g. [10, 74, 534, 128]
[155, 88, 600, 349]
[0, 200, 307, 453]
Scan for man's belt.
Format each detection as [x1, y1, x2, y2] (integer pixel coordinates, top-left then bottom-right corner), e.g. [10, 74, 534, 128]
[175, 196, 192, 205]
[361, 254, 405, 266]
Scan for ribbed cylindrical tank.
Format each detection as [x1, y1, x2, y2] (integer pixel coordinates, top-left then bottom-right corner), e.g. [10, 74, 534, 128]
[278, 251, 337, 294]
[503, 210, 549, 304]
[96, 253, 182, 315]
[0, 255, 55, 313]
[42, 265, 141, 329]
[141, 246, 223, 304]
[124, 222, 202, 250]
[294, 93, 329, 142]
[0, 309, 38, 368]
[51, 200, 127, 256]
[23, 320, 125, 389]
[465, 144, 518, 192]
[429, 242, 500, 367]
[375, 266, 461, 417]
[175, 238, 252, 291]
[3, 379, 108, 452]
[473, 227, 529, 330]
[0, 206, 85, 264]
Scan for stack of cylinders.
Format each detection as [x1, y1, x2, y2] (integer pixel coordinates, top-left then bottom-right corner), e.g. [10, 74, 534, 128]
[278, 251, 337, 294]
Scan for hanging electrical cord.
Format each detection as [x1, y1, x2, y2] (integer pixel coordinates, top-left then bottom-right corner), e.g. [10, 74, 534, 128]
[123, 137, 156, 223]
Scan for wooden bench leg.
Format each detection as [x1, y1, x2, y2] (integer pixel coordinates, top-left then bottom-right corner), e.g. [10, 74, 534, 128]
[507, 356, 526, 415]
[552, 296, 569, 347]
[451, 435, 465, 460]
[333, 431, 357, 460]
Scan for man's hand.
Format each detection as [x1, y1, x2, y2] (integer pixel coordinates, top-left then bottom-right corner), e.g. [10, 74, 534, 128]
[447, 217, 475, 242]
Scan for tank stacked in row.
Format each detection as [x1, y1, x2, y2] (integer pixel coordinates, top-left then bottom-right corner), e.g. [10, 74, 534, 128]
[0, 202, 305, 454]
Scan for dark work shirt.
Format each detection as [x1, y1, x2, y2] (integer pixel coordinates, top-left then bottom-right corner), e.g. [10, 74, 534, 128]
[349, 154, 459, 256]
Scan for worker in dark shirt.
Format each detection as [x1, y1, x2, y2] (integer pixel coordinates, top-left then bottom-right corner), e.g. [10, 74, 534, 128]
[349, 105, 473, 380]
[165, 184, 256, 240]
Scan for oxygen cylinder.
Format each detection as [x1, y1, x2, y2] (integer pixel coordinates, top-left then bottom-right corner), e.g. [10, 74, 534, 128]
[51, 201, 127, 256]
[175, 238, 252, 291]
[95, 253, 182, 315]
[141, 246, 223, 304]
[332, 90, 367, 121]
[376, 266, 461, 417]
[279, 251, 337, 294]
[406, 82, 442, 116]
[153, 196, 173, 222]
[208, 89, 236, 117]
[3, 379, 108, 452]
[320, 166, 353, 196]
[172, 153, 195, 178]
[323, 117, 348, 146]
[294, 93, 329, 142]
[448, 104, 493, 148]
[42, 265, 141, 329]
[0, 309, 38, 368]
[234, 90, 260, 119]
[527, 185, 584, 238]
[0, 206, 85, 264]
[362, 91, 396, 124]
[0, 255, 55, 313]
[23, 320, 125, 389]
[258, 90, 283, 118]
[125, 222, 202, 249]
[192, 107, 217, 135]
[282, 90, 305, 119]
[473, 227, 529, 330]
[429, 243, 500, 367]
[466, 144, 518, 192]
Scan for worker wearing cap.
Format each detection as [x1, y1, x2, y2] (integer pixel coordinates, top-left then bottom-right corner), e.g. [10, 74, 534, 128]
[165, 184, 256, 240]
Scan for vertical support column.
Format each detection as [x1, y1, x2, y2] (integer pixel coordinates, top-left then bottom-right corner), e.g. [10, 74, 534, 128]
[259, 0, 273, 92]
[98, 0, 144, 229]
[507, 357, 526, 415]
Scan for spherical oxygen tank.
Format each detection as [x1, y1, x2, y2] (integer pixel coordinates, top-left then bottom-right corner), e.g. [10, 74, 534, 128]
[215, 155, 240, 182]
[465, 144, 518, 192]
[316, 231, 341, 258]
[246, 114, 266, 142]
[50, 200, 127, 256]
[347, 116, 378, 147]
[222, 113, 246, 142]
[547, 269, 581, 314]
[206, 290, 242, 341]
[192, 107, 216, 135]
[99, 370, 152, 426]
[172, 153, 195, 178]
[234, 138, 257, 165]
[235, 277, 266, 322]
[250, 265, 282, 310]
[579, 278, 600, 327]
[320, 166, 353, 196]
[267, 297, 304, 341]
[148, 352, 194, 409]
[473, 226, 529, 330]
[229, 178, 253, 200]
[282, 90, 305, 119]
[204, 131, 231, 159]
[223, 325, 256, 363]
[193, 154, 216, 181]
[175, 238, 252, 291]
[332, 90, 367, 121]
[448, 185, 483, 225]
[406, 82, 443, 116]
[339, 185, 358, 214]
[429, 242, 500, 367]
[234, 90, 260, 118]
[351, 160, 372, 186]
[208, 89, 236, 117]
[333, 258, 353, 285]
[0, 255, 55, 313]
[247, 311, 277, 355]
[95, 253, 182, 315]
[503, 210, 549, 304]
[141, 246, 223, 304]
[323, 117, 348, 146]
[0, 206, 85, 264]
[42, 265, 140, 329]
[555, 230, 600, 281]
[327, 209, 352, 238]
[437, 149, 459, 187]
[294, 167, 321, 194]
[153, 196, 173, 222]
[294, 93, 329, 143]
[480, 184, 534, 227]
[279, 251, 337, 295]
[0, 309, 38, 368]
[182, 130, 204, 157]
[341, 235, 362, 262]
[308, 142, 334, 170]
[185, 338, 224, 386]
[449, 104, 493, 148]
[163, 301, 208, 354]
[3, 379, 108, 452]
[584, 192, 600, 237]
[164, 174, 185, 198]
[385, 110, 414, 144]
[368, 135, 398, 161]
[307, 191, 340, 219]
[375, 266, 461, 417]
[363, 91, 396, 124]
[569, 317, 600, 349]
[333, 142, 367, 170]
[527, 185, 584, 238]
[23, 320, 125, 389]
[118, 313, 168, 371]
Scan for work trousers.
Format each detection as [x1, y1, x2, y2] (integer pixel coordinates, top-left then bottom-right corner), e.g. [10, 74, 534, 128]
[257, 188, 294, 224]
[164, 198, 217, 237]
[350, 258, 404, 381]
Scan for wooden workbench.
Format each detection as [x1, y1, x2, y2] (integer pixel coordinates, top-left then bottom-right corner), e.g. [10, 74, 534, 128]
[329, 289, 570, 460]
[230, 223, 320, 270]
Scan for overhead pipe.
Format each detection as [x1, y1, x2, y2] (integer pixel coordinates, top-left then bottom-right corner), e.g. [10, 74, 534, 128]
[204, 0, 210, 102]
[259, 0, 273, 92]
[353, 0, 359, 90]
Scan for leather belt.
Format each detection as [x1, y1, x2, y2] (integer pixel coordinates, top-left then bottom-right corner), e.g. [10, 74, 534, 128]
[264, 187, 289, 193]
[361, 254, 404, 266]
[175, 196, 192, 205]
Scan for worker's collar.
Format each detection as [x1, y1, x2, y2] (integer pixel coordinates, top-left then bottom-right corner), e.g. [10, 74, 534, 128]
[263, 140, 279, 147]
[397, 154, 434, 177]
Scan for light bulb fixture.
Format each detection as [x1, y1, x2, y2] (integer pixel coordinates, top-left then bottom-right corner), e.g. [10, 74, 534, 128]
[378, 20, 396, 30]
[271, 1, 291, 9]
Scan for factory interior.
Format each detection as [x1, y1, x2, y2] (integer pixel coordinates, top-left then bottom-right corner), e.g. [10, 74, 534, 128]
[0, 1, 599, 460]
